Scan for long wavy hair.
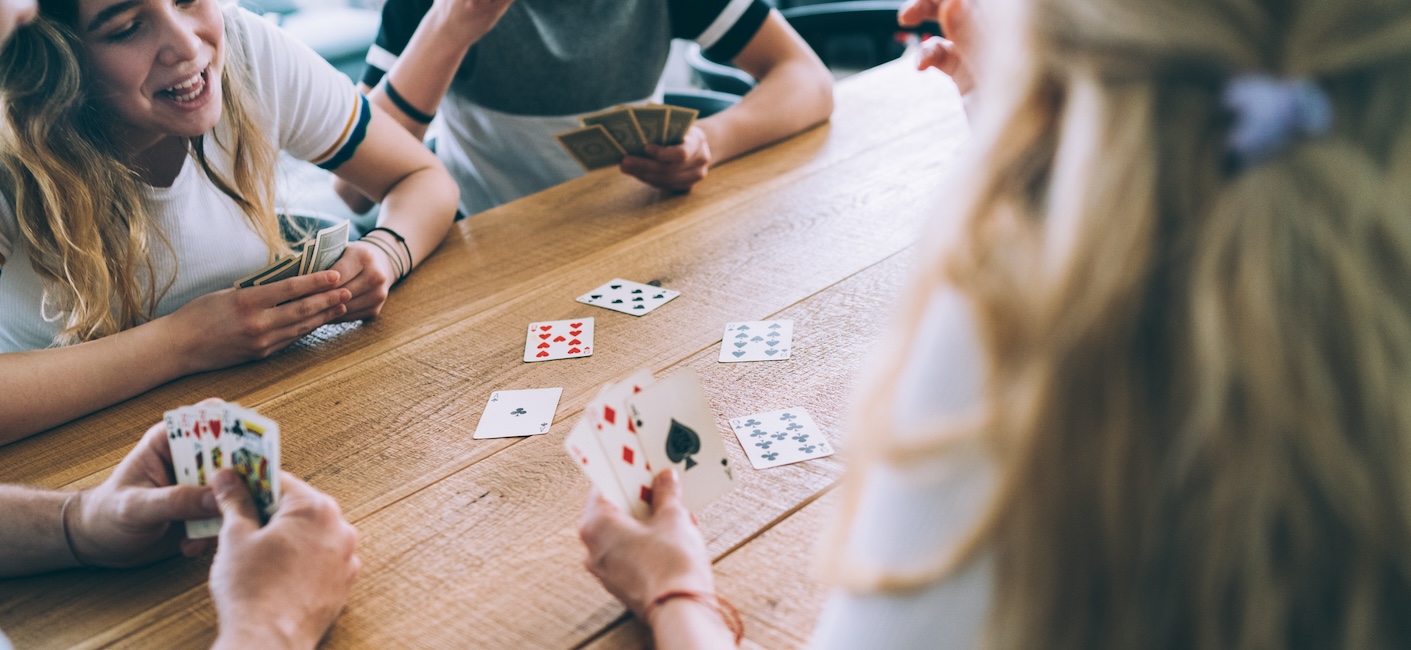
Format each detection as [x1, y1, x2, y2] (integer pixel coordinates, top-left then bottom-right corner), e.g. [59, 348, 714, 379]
[825, 0, 1411, 647]
[0, 0, 284, 346]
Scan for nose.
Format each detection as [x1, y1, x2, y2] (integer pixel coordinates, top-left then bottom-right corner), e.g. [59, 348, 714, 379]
[155, 10, 203, 67]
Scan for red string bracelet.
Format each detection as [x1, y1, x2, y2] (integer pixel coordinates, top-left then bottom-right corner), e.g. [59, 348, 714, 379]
[643, 590, 744, 647]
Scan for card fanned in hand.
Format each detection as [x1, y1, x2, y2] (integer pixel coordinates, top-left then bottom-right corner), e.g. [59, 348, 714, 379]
[166, 399, 282, 539]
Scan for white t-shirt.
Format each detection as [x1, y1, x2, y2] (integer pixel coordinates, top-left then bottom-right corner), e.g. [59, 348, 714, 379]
[0, 7, 367, 352]
[811, 287, 996, 649]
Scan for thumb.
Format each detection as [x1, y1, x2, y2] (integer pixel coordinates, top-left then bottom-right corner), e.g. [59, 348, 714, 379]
[213, 469, 260, 539]
[647, 469, 685, 517]
[120, 484, 220, 525]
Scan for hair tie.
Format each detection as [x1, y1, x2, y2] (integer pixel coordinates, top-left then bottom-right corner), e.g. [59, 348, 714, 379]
[1223, 75, 1333, 171]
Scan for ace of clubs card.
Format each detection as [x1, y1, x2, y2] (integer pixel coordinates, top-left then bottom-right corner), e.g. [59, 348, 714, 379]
[473, 388, 564, 439]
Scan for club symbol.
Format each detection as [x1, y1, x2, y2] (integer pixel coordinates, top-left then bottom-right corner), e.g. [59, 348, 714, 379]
[792, 433, 809, 443]
[632, 297, 644, 302]
[490, 393, 499, 402]
[665, 419, 702, 469]
[779, 413, 798, 421]
[750, 428, 768, 437]
[742, 419, 761, 427]
[799, 445, 817, 453]
[772, 432, 787, 441]
[510, 408, 527, 416]
[762, 451, 779, 461]
[786, 423, 803, 431]
[755, 441, 773, 449]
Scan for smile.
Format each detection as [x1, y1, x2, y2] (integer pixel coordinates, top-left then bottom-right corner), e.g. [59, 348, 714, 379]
[158, 67, 210, 104]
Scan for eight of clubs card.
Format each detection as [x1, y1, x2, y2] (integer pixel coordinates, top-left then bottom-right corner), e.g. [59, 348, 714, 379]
[728, 408, 834, 470]
[577, 279, 680, 316]
[625, 370, 736, 511]
[719, 320, 793, 362]
[524, 318, 594, 362]
[474, 388, 564, 439]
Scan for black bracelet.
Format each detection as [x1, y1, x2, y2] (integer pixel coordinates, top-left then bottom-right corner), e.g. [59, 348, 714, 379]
[360, 233, 405, 281]
[383, 80, 436, 125]
[365, 226, 415, 273]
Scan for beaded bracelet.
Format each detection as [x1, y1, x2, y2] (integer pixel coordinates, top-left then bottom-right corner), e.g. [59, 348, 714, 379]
[383, 80, 436, 125]
[644, 590, 744, 647]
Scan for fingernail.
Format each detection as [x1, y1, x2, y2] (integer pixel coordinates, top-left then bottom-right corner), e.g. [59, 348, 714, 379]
[201, 490, 218, 512]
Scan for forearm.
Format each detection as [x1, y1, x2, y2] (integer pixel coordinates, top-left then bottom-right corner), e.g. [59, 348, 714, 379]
[374, 168, 458, 268]
[0, 320, 187, 443]
[0, 486, 78, 577]
[699, 59, 834, 162]
[368, 14, 478, 141]
[649, 600, 739, 650]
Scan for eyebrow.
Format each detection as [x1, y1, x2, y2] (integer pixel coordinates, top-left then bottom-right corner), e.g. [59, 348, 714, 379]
[86, 0, 141, 32]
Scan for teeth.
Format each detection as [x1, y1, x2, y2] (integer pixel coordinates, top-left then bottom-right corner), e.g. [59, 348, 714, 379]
[164, 71, 203, 94]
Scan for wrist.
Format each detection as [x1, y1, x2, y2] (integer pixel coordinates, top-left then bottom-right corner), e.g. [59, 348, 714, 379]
[214, 610, 319, 650]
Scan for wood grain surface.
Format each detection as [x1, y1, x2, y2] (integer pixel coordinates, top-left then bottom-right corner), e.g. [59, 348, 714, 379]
[0, 58, 966, 649]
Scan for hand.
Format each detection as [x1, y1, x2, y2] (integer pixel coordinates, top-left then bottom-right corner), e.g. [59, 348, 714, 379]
[901, 0, 976, 95]
[210, 470, 359, 650]
[169, 271, 351, 373]
[897, 0, 941, 27]
[917, 36, 973, 95]
[67, 417, 221, 567]
[426, 0, 515, 48]
[578, 470, 715, 618]
[620, 127, 712, 193]
[328, 240, 397, 322]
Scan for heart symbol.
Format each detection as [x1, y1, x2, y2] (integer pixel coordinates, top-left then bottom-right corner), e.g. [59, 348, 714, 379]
[536, 351, 549, 358]
[569, 330, 582, 336]
[569, 338, 582, 345]
[732, 351, 746, 357]
[568, 347, 582, 354]
[570, 322, 582, 328]
[734, 342, 747, 348]
[539, 325, 552, 331]
[554, 335, 566, 342]
[539, 333, 551, 340]
[537, 342, 550, 349]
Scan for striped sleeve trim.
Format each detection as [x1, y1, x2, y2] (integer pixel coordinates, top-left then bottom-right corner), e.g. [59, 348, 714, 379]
[695, 0, 756, 50]
[701, 1, 770, 62]
[362, 44, 399, 87]
[314, 94, 371, 171]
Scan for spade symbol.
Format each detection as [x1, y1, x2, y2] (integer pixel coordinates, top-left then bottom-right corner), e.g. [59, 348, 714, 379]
[736, 333, 748, 339]
[665, 419, 702, 469]
[510, 408, 527, 416]
[765, 349, 778, 356]
[632, 297, 644, 302]
[633, 305, 645, 310]
[751, 336, 764, 342]
[734, 342, 747, 348]
[652, 293, 665, 299]
[590, 294, 603, 300]
[732, 351, 746, 357]
[631, 289, 643, 294]
[738, 325, 751, 331]
[610, 284, 622, 289]
[612, 299, 624, 304]
[766, 340, 779, 347]
[769, 323, 781, 329]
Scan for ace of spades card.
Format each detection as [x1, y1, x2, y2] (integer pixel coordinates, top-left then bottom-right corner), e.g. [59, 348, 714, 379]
[624, 369, 736, 511]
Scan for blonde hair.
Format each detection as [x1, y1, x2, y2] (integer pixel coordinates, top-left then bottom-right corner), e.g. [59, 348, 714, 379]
[0, 1, 285, 346]
[827, 0, 1411, 647]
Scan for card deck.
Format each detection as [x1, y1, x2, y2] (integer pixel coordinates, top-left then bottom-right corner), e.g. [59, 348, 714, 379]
[165, 400, 282, 538]
[473, 388, 564, 439]
[719, 320, 794, 362]
[576, 279, 680, 316]
[524, 318, 594, 362]
[556, 124, 626, 170]
[581, 107, 649, 156]
[728, 408, 833, 469]
[625, 370, 736, 511]
[234, 221, 349, 288]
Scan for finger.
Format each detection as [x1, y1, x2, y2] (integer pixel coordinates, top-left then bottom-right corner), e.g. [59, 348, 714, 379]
[267, 303, 348, 348]
[647, 469, 687, 519]
[180, 537, 215, 557]
[328, 251, 367, 290]
[918, 38, 958, 74]
[641, 144, 688, 163]
[213, 469, 261, 540]
[268, 287, 351, 327]
[121, 484, 221, 527]
[272, 471, 326, 513]
[251, 270, 342, 306]
[898, 0, 940, 26]
[578, 489, 631, 546]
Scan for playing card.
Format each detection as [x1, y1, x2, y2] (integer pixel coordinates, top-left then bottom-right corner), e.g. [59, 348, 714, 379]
[234, 256, 298, 288]
[586, 370, 657, 519]
[728, 408, 834, 470]
[226, 406, 281, 521]
[581, 107, 648, 156]
[309, 220, 349, 273]
[564, 417, 630, 513]
[663, 105, 699, 145]
[631, 105, 670, 146]
[523, 318, 594, 362]
[576, 279, 680, 316]
[556, 124, 625, 170]
[164, 408, 200, 487]
[625, 370, 736, 511]
[473, 387, 564, 439]
[719, 320, 794, 362]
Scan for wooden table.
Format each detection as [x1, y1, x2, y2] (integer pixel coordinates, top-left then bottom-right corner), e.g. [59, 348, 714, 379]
[0, 59, 967, 649]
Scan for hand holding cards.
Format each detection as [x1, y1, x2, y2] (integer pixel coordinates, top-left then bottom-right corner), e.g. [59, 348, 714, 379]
[556, 104, 700, 170]
[564, 369, 736, 519]
[164, 399, 282, 539]
[234, 220, 349, 288]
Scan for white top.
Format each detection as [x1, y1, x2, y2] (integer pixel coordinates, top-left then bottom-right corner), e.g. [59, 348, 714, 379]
[811, 286, 996, 649]
[0, 7, 366, 352]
